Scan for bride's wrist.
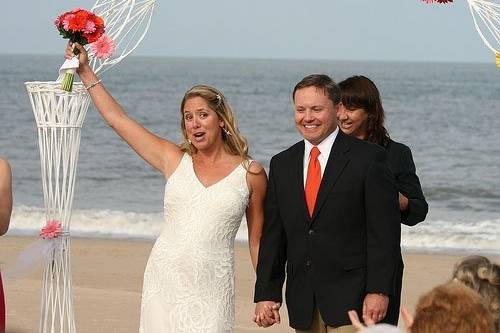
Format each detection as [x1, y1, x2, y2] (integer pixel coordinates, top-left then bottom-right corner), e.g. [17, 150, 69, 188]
[78, 67, 97, 84]
[77, 64, 93, 77]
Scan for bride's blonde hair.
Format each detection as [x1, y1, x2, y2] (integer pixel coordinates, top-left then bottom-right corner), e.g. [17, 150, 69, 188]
[179, 85, 249, 163]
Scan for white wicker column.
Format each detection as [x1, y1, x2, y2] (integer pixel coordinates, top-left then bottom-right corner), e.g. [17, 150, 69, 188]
[24, 1, 156, 332]
[25, 82, 90, 333]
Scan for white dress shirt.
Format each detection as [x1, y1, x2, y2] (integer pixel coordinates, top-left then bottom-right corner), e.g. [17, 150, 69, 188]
[303, 127, 339, 187]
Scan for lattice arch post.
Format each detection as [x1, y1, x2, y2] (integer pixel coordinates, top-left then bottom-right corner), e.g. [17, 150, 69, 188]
[25, 1, 156, 331]
[25, 82, 90, 333]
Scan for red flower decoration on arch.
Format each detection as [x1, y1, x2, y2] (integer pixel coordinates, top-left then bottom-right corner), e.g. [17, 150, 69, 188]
[422, 0, 453, 3]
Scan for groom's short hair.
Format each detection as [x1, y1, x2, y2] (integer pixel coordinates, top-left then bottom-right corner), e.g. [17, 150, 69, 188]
[293, 74, 341, 105]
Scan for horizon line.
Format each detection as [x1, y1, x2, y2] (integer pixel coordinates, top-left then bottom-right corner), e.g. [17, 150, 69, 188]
[0, 52, 492, 66]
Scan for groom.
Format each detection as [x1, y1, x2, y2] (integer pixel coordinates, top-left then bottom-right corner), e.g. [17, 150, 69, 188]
[254, 74, 401, 332]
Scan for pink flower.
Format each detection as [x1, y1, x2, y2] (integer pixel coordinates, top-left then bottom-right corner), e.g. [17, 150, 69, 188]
[84, 20, 96, 34]
[62, 14, 74, 31]
[54, 14, 64, 27]
[40, 220, 62, 239]
[91, 34, 115, 59]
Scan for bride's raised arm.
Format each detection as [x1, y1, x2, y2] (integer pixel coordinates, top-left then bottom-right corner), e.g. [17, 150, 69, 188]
[67, 43, 182, 176]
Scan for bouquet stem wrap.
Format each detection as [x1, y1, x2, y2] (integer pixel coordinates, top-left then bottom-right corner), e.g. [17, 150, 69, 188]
[61, 69, 75, 92]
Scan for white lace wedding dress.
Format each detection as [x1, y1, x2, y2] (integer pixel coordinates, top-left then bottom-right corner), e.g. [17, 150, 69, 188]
[139, 153, 250, 333]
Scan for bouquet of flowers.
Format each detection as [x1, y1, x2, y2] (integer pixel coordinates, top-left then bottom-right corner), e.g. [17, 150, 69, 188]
[55, 8, 115, 91]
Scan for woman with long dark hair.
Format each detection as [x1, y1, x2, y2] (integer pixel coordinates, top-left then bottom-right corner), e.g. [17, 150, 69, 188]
[338, 75, 428, 324]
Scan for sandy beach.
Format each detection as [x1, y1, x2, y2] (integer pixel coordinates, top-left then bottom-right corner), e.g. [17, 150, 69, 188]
[2, 236, 497, 333]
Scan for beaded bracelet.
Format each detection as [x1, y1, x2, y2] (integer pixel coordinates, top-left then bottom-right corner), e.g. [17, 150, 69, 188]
[85, 79, 102, 91]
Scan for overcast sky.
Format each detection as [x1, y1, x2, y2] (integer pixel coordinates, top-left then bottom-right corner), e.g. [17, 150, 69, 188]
[0, 0, 494, 63]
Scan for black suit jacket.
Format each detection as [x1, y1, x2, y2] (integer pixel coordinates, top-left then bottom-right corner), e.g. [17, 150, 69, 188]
[386, 139, 428, 226]
[254, 131, 401, 329]
[383, 139, 428, 325]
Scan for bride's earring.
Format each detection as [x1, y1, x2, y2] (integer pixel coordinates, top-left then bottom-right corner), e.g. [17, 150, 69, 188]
[186, 138, 192, 145]
[222, 127, 232, 136]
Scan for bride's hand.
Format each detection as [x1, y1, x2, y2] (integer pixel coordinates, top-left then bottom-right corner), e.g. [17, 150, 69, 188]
[65, 42, 91, 75]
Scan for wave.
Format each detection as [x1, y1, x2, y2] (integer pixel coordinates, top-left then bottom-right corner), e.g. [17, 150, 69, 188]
[401, 219, 499, 254]
[8, 206, 164, 239]
[7, 206, 500, 254]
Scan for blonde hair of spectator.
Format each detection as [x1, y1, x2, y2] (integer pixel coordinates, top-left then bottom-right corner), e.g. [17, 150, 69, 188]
[411, 282, 495, 333]
[452, 255, 500, 332]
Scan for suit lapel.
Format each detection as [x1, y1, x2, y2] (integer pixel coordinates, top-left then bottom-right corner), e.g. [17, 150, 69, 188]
[310, 131, 350, 224]
[290, 142, 311, 222]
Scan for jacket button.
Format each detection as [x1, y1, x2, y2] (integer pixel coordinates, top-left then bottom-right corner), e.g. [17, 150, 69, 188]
[308, 230, 314, 236]
[306, 260, 311, 266]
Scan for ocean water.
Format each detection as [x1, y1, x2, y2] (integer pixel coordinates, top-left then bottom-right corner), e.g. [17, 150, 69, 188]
[1, 54, 499, 254]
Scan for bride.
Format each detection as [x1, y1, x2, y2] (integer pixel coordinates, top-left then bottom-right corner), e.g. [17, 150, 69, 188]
[66, 43, 267, 332]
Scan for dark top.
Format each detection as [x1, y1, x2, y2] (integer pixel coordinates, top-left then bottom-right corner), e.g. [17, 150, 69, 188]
[385, 139, 428, 226]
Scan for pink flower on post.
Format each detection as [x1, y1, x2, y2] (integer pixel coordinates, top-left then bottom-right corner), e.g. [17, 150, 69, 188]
[91, 34, 115, 59]
[40, 220, 62, 239]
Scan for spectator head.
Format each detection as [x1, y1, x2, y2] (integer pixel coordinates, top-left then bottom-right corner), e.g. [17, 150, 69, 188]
[411, 282, 494, 333]
[452, 256, 500, 331]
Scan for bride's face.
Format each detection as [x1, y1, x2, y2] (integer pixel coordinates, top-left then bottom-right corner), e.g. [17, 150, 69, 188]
[183, 96, 224, 151]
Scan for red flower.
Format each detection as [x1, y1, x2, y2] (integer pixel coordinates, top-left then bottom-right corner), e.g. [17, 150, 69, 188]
[422, 0, 453, 3]
[68, 11, 89, 31]
[93, 15, 104, 27]
[84, 24, 105, 43]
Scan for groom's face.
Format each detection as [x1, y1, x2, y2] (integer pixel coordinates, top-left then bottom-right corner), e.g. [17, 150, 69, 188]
[294, 86, 338, 145]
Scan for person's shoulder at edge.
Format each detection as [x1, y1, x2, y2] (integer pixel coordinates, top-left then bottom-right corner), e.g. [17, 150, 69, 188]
[0, 158, 10, 172]
[341, 131, 387, 161]
[385, 139, 412, 155]
[246, 159, 265, 175]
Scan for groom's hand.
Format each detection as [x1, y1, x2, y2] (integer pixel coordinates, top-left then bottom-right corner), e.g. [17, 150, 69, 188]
[254, 301, 281, 327]
[362, 293, 389, 323]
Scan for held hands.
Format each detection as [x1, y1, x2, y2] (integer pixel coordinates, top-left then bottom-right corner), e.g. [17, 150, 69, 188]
[253, 301, 281, 328]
